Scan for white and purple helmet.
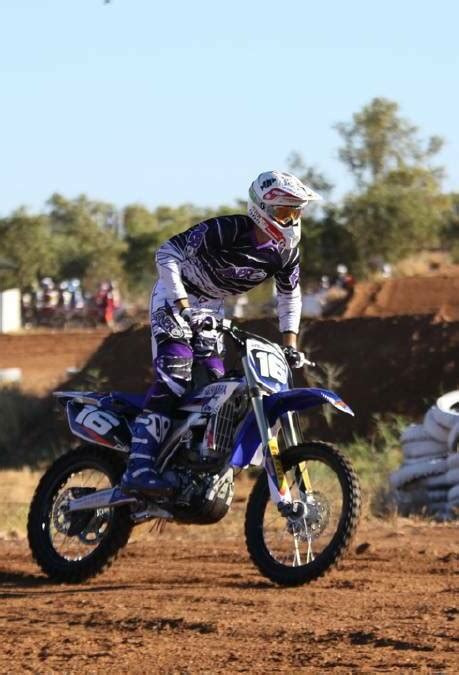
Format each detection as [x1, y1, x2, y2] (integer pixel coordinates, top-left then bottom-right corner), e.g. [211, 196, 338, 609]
[248, 170, 322, 249]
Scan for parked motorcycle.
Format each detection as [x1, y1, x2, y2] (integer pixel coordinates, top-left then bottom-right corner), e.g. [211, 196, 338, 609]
[28, 318, 360, 586]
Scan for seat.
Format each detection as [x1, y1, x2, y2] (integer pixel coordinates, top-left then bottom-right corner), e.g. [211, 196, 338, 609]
[104, 392, 146, 413]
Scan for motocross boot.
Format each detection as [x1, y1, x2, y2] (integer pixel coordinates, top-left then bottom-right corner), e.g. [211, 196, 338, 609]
[121, 411, 174, 497]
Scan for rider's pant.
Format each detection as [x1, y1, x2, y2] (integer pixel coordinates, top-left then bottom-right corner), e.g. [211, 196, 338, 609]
[130, 282, 226, 468]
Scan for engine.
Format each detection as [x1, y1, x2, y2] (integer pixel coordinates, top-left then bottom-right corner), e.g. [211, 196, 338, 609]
[169, 467, 235, 525]
[165, 389, 247, 524]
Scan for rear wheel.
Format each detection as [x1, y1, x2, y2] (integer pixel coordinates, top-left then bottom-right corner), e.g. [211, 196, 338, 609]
[27, 446, 132, 583]
[245, 442, 360, 586]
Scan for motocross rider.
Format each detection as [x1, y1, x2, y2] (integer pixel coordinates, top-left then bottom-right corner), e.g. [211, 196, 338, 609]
[121, 170, 322, 497]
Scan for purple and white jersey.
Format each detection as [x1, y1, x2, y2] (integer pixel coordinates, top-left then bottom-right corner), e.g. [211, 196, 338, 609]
[155, 214, 301, 334]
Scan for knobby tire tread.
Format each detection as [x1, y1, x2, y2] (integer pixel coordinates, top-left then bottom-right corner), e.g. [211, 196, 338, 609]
[245, 441, 361, 586]
[27, 446, 132, 583]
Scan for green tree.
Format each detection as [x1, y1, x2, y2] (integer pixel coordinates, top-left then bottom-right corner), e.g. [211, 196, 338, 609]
[123, 204, 159, 237]
[0, 209, 56, 291]
[336, 98, 449, 272]
[287, 151, 334, 198]
[335, 97, 443, 188]
[441, 192, 459, 263]
[286, 152, 358, 278]
[47, 193, 127, 288]
[121, 201, 245, 294]
[301, 205, 358, 280]
[342, 168, 450, 273]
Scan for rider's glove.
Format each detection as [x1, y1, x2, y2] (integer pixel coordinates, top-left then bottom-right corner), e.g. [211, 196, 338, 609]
[283, 346, 307, 369]
[175, 313, 193, 341]
[180, 308, 217, 332]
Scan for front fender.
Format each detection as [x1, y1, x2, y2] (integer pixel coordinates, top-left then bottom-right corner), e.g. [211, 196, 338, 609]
[230, 387, 353, 468]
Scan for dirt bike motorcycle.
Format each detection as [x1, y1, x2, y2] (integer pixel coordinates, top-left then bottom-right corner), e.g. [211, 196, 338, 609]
[28, 318, 360, 586]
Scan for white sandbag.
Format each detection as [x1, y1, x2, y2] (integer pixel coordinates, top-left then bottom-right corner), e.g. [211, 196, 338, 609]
[395, 488, 448, 517]
[447, 422, 459, 452]
[427, 500, 449, 512]
[402, 439, 447, 460]
[428, 503, 452, 521]
[421, 473, 454, 488]
[402, 457, 426, 465]
[426, 488, 449, 502]
[443, 468, 459, 487]
[446, 504, 459, 517]
[432, 391, 459, 427]
[423, 407, 451, 443]
[447, 483, 459, 502]
[390, 459, 447, 489]
[400, 424, 431, 444]
[447, 452, 459, 470]
[394, 486, 427, 514]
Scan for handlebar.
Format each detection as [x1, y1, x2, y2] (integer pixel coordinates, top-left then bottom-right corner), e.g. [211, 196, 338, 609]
[200, 316, 318, 370]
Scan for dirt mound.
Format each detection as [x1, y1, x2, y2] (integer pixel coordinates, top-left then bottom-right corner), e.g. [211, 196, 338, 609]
[0, 329, 109, 395]
[53, 316, 459, 439]
[1, 314, 457, 454]
[345, 271, 459, 321]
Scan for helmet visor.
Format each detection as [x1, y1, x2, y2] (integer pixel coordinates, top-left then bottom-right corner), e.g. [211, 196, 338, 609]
[270, 205, 303, 225]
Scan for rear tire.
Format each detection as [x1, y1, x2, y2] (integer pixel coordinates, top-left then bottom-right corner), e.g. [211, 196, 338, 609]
[27, 446, 132, 583]
[245, 441, 360, 586]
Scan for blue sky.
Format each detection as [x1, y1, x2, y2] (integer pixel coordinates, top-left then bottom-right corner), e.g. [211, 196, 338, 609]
[1, 0, 458, 215]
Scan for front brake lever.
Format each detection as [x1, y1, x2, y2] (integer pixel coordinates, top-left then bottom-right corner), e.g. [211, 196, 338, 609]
[304, 359, 329, 381]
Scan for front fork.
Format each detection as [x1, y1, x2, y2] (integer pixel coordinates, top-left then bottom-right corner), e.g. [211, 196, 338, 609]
[242, 357, 309, 506]
[282, 410, 313, 493]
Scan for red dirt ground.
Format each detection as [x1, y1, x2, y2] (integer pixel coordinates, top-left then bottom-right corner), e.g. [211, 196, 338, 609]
[0, 515, 457, 673]
[1, 274, 458, 672]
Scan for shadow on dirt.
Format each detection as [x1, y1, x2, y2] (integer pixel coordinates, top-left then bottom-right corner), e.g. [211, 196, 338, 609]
[0, 570, 136, 595]
[0, 569, 49, 587]
[348, 630, 435, 652]
[222, 579, 273, 589]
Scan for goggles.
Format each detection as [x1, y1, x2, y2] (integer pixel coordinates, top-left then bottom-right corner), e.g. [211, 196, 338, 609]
[268, 204, 303, 226]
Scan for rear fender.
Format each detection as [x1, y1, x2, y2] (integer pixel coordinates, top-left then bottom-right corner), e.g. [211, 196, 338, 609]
[67, 401, 131, 452]
[231, 387, 353, 468]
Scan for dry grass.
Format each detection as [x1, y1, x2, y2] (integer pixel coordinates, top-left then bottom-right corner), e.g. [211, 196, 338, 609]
[0, 420, 403, 541]
[0, 469, 43, 537]
[0, 468, 256, 540]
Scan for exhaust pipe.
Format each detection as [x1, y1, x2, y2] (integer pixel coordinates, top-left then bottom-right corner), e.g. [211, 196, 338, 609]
[68, 487, 138, 512]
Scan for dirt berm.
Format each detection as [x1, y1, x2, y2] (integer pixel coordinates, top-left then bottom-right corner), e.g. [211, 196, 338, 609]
[345, 274, 459, 321]
[53, 314, 458, 441]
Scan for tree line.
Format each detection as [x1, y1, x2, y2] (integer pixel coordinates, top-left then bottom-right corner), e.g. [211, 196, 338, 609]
[1, 97, 458, 298]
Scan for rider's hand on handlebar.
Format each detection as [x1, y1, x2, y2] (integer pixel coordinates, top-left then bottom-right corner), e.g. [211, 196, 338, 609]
[180, 307, 217, 332]
[175, 312, 193, 340]
[283, 346, 308, 369]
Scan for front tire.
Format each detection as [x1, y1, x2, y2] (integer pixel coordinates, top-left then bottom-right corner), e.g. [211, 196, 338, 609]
[245, 442, 360, 586]
[27, 446, 132, 583]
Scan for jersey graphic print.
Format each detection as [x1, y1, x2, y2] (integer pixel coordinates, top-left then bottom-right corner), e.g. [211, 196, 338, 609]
[156, 214, 302, 333]
[220, 267, 267, 282]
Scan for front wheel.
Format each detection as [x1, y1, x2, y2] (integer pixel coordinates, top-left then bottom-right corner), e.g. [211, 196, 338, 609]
[245, 442, 361, 586]
[27, 446, 132, 583]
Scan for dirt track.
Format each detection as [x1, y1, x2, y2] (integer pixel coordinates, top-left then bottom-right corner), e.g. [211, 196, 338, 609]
[1, 275, 458, 671]
[1, 514, 458, 673]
